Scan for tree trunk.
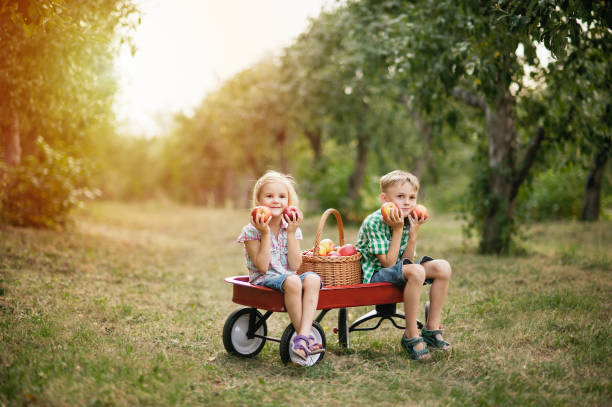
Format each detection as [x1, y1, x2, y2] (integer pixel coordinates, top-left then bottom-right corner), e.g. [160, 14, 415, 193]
[304, 128, 322, 160]
[581, 141, 611, 221]
[480, 91, 517, 254]
[1, 109, 21, 167]
[347, 136, 369, 204]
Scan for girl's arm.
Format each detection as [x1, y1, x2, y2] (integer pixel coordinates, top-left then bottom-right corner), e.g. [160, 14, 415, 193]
[245, 235, 271, 273]
[286, 210, 303, 271]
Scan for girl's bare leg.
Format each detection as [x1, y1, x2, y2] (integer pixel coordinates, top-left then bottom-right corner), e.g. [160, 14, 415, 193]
[282, 275, 303, 332]
[298, 274, 320, 335]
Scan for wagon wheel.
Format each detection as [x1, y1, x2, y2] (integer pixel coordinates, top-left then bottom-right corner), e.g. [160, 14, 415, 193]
[338, 308, 349, 348]
[279, 321, 326, 366]
[222, 308, 267, 357]
[425, 301, 430, 325]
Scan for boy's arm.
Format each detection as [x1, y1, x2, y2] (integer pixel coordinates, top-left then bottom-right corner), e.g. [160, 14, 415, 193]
[375, 210, 405, 268]
[401, 214, 427, 262]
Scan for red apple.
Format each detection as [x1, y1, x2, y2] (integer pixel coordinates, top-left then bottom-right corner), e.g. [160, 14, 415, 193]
[410, 204, 429, 221]
[251, 206, 272, 223]
[338, 244, 358, 256]
[283, 206, 300, 222]
[381, 202, 400, 222]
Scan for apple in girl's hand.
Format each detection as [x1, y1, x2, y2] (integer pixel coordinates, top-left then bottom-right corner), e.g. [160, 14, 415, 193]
[251, 206, 272, 223]
[318, 238, 335, 255]
[283, 206, 300, 222]
[381, 202, 400, 222]
[410, 204, 429, 221]
[338, 244, 358, 256]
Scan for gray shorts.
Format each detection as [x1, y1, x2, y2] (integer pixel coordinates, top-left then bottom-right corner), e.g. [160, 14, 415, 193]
[256, 271, 322, 293]
[370, 256, 434, 286]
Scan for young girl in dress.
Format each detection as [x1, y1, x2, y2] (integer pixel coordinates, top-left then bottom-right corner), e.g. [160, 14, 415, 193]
[237, 170, 323, 365]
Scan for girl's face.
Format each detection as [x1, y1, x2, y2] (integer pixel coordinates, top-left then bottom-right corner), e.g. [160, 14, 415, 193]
[258, 182, 289, 217]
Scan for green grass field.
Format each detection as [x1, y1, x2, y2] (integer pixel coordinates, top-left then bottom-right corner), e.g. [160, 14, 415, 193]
[1, 201, 611, 406]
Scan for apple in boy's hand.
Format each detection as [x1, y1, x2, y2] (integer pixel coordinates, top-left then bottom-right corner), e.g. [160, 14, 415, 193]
[251, 206, 272, 223]
[338, 244, 358, 256]
[410, 204, 429, 221]
[381, 202, 400, 222]
[283, 206, 300, 222]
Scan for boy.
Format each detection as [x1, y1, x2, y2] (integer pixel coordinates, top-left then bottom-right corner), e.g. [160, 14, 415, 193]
[356, 170, 452, 362]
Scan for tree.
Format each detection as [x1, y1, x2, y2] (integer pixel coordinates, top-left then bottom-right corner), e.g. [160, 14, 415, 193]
[360, 0, 610, 253]
[0, 0, 139, 226]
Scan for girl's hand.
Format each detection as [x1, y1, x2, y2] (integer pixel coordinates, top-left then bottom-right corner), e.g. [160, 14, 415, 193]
[251, 212, 271, 235]
[383, 207, 404, 230]
[285, 208, 303, 234]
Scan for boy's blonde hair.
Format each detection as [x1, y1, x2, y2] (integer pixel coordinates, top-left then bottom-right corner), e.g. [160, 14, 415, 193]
[380, 170, 420, 193]
[252, 170, 299, 207]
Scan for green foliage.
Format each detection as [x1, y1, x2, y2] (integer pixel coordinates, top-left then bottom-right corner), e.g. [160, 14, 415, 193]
[518, 167, 584, 221]
[0, 138, 99, 228]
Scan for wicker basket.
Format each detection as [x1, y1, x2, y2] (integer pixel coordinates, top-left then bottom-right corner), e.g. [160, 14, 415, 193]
[298, 208, 362, 286]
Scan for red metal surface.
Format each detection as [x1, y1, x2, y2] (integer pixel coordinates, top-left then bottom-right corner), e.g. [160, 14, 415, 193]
[225, 275, 404, 312]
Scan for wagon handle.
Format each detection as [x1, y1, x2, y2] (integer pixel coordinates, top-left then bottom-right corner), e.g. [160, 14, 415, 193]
[312, 208, 345, 256]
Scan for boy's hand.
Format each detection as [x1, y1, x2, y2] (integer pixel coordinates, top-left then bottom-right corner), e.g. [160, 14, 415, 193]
[251, 212, 271, 235]
[406, 212, 428, 240]
[383, 207, 404, 230]
[284, 208, 303, 234]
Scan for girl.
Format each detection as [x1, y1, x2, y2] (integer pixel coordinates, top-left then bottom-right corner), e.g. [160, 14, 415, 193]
[237, 170, 323, 365]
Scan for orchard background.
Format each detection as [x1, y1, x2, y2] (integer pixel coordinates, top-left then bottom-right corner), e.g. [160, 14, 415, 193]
[1, 1, 611, 406]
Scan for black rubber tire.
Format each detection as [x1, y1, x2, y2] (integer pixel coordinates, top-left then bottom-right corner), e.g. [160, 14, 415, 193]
[338, 308, 349, 348]
[279, 321, 326, 366]
[425, 301, 430, 325]
[222, 308, 267, 357]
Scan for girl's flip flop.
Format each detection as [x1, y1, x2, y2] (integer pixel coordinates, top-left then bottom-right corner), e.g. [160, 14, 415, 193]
[308, 334, 325, 355]
[291, 335, 311, 361]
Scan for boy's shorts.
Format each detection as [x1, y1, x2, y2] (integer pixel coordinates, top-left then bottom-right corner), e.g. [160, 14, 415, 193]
[370, 256, 435, 286]
[256, 271, 322, 293]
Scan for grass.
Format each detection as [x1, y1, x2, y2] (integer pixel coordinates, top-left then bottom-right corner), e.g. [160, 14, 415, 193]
[1, 201, 611, 406]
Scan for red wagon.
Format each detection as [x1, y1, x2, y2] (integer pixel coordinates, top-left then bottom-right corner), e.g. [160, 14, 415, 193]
[223, 276, 429, 365]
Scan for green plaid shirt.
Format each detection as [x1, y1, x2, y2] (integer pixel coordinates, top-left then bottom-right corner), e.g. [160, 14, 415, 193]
[356, 209, 413, 283]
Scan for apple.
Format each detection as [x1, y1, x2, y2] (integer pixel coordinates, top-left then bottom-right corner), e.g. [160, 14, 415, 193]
[251, 206, 272, 223]
[338, 244, 358, 256]
[318, 238, 335, 256]
[283, 205, 300, 222]
[410, 204, 429, 221]
[381, 202, 400, 222]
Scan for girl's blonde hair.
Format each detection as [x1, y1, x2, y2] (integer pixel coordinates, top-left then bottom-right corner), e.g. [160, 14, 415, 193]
[252, 170, 299, 207]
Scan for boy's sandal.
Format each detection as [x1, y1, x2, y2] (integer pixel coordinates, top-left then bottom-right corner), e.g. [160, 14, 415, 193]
[421, 328, 451, 352]
[401, 335, 431, 362]
[308, 334, 325, 355]
[291, 335, 310, 361]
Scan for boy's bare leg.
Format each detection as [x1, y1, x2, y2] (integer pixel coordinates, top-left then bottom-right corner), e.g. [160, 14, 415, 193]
[402, 264, 426, 349]
[423, 259, 452, 338]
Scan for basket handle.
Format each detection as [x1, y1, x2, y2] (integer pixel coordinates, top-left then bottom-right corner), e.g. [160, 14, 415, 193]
[312, 208, 345, 256]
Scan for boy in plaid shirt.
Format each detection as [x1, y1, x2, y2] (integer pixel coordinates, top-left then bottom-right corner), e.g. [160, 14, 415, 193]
[356, 170, 452, 362]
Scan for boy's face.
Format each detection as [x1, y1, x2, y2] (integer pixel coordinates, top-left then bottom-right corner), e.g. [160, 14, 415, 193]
[380, 182, 418, 218]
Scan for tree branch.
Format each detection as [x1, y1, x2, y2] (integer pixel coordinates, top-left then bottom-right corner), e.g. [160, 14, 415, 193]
[452, 87, 487, 111]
